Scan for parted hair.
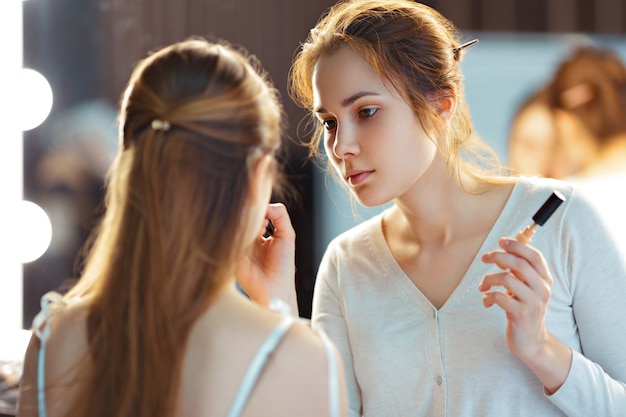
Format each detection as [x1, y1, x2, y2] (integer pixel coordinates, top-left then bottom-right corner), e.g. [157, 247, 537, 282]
[289, 0, 505, 184]
[62, 38, 286, 417]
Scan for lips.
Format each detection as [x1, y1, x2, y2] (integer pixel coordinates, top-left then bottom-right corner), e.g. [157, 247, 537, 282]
[346, 170, 373, 186]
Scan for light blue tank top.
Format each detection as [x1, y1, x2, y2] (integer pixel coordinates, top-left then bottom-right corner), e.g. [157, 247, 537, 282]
[33, 293, 341, 417]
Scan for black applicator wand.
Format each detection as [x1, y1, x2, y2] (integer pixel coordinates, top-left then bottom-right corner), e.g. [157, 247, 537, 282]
[515, 191, 566, 244]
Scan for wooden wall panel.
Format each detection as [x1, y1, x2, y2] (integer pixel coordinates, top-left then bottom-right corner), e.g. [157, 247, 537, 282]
[595, 0, 623, 33]
[438, 0, 625, 33]
[547, 0, 579, 32]
[482, 0, 516, 31]
[436, 0, 479, 30]
[514, 0, 548, 31]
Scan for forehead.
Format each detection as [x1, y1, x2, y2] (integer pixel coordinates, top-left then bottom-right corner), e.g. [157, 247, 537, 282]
[312, 46, 394, 110]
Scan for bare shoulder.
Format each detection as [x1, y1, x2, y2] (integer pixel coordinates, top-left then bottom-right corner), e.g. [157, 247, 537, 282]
[17, 299, 91, 417]
[279, 318, 330, 371]
[182, 288, 347, 417]
[243, 317, 347, 417]
[45, 299, 90, 367]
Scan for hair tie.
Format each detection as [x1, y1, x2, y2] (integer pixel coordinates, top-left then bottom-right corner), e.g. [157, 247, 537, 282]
[151, 119, 171, 131]
[453, 39, 479, 61]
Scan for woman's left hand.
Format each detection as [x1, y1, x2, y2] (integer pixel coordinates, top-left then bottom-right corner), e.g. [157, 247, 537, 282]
[479, 237, 571, 393]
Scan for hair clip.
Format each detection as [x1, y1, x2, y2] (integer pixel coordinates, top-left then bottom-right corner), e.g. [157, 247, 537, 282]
[453, 39, 479, 60]
[151, 119, 171, 131]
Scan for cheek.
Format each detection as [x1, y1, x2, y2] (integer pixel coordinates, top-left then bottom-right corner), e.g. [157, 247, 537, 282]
[399, 127, 437, 160]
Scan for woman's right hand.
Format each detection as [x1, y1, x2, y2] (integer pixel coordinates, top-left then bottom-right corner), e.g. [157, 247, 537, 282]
[235, 203, 299, 315]
[479, 237, 571, 393]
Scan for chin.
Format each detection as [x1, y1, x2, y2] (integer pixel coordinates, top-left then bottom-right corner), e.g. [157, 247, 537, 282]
[354, 191, 393, 209]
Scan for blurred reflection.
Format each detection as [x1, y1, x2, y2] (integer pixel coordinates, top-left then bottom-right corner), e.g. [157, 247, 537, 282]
[508, 46, 626, 252]
[507, 88, 557, 178]
[23, 99, 116, 327]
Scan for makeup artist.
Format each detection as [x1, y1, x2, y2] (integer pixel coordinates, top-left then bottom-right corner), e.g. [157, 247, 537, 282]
[280, 1, 626, 416]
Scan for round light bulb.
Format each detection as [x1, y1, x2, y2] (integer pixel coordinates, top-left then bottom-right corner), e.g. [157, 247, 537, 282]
[19, 68, 53, 131]
[1, 200, 53, 263]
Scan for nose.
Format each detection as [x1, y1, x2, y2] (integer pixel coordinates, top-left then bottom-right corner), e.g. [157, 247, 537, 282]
[332, 125, 359, 160]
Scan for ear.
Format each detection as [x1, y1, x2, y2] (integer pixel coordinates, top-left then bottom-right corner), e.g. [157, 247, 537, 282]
[249, 153, 272, 204]
[431, 90, 456, 122]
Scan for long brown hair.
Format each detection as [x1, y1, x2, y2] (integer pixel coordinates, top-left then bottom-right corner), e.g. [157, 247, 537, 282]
[62, 38, 286, 416]
[289, 0, 506, 185]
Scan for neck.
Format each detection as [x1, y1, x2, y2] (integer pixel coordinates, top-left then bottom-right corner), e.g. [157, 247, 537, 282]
[385, 162, 496, 248]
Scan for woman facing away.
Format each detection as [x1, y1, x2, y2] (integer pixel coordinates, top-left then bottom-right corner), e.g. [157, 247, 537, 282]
[509, 45, 626, 254]
[283, 1, 626, 416]
[17, 38, 347, 417]
[545, 46, 626, 183]
[543, 46, 626, 255]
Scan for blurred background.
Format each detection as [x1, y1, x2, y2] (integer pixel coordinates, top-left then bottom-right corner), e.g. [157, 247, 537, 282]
[2, 0, 626, 333]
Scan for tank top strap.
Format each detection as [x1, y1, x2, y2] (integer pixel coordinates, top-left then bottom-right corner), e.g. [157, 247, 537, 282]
[225, 315, 296, 417]
[32, 291, 66, 417]
[318, 328, 341, 417]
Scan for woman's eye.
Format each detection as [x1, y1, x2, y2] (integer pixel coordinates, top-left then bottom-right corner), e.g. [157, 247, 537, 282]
[322, 119, 337, 131]
[358, 107, 378, 119]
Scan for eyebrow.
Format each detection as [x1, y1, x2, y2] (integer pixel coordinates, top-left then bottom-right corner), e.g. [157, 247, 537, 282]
[314, 91, 380, 113]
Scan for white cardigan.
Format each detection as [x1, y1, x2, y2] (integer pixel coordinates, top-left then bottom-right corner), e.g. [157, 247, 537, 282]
[312, 176, 626, 417]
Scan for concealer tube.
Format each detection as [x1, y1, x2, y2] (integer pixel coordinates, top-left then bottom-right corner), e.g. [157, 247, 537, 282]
[515, 191, 566, 244]
[515, 223, 537, 245]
